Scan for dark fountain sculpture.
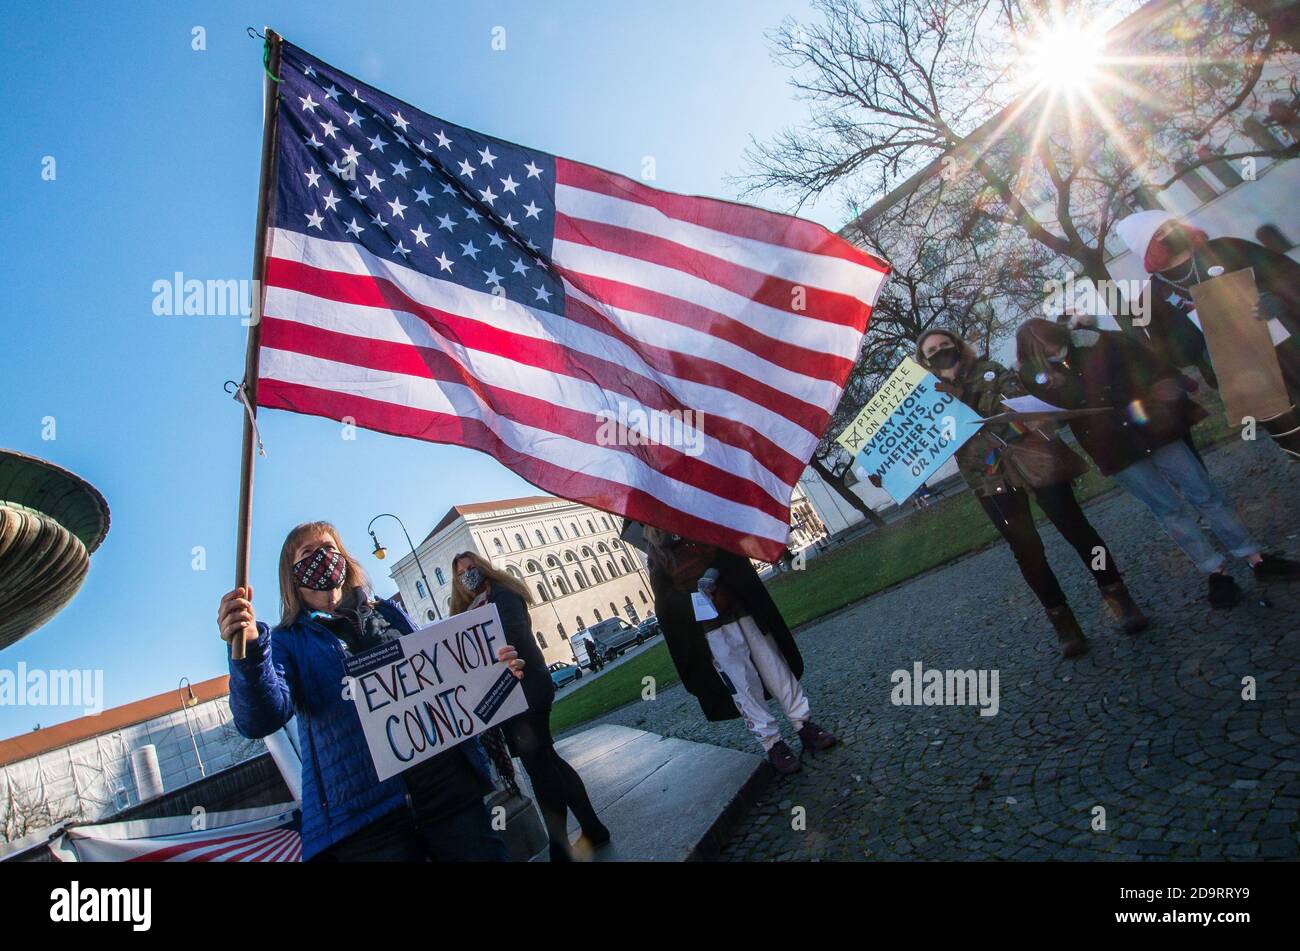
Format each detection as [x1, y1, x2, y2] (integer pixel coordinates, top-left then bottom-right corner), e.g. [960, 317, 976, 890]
[0, 450, 110, 649]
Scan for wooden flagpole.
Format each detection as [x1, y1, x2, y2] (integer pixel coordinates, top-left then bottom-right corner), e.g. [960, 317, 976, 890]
[232, 28, 284, 661]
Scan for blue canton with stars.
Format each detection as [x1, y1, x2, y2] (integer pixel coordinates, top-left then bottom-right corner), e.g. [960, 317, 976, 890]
[273, 41, 564, 314]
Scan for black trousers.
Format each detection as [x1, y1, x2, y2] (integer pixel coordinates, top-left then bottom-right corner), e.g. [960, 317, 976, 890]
[504, 710, 603, 853]
[978, 481, 1122, 611]
[310, 801, 507, 862]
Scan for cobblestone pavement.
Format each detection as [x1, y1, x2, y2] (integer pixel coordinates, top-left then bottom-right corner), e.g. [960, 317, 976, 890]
[571, 438, 1300, 860]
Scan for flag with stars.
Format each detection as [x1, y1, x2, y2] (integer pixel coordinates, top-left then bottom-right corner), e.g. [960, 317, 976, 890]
[257, 39, 890, 562]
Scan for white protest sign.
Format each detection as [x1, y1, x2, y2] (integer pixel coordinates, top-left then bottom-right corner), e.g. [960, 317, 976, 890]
[345, 603, 528, 782]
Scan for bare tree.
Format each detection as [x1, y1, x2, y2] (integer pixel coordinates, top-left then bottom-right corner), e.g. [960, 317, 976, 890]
[2, 783, 84, 844]
[745, 0, 1299, 324]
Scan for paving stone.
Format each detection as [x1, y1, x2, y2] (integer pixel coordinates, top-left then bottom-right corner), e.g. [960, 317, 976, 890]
[561, 438, 1300, 861]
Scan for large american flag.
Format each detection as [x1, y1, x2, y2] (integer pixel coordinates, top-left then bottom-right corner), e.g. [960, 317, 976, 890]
[257, 40, 889, 561]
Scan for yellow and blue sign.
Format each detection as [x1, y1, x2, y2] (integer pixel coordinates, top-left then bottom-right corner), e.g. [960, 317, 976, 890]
[835, 358, 983, 504]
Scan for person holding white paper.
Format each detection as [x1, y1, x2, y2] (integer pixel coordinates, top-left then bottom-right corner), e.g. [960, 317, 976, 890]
[218, 521, 524, 861]
[916, 329, 1146, 658]
[1017, 319, 1300, 608]
[640, 526, 836, 775]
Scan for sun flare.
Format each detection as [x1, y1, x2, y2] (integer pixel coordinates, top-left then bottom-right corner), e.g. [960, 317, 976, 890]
[1020, 19, 1109, 93]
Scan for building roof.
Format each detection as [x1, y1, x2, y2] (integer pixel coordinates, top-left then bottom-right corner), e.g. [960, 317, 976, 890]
[421, 495, 559, 543]
[0, 674, 230, 768]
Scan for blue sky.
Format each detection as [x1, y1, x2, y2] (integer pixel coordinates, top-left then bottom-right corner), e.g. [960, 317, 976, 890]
[0, 0, 844, 736]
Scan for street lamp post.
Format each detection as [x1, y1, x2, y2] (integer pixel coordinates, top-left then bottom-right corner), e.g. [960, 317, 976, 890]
[368, 513, 440, 622]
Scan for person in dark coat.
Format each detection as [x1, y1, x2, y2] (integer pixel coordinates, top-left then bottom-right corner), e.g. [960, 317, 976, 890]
[638, 525, 836, 775]
[218, 521, 523, 861]
[450, 551, 608, 862]
[916, 328, 1146, 658]
[1115, 210, 1300, 460]
[1016, 319, 1300, 608]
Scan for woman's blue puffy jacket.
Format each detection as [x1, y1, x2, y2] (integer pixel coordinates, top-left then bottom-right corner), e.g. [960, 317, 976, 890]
[227, 598, 493, 860]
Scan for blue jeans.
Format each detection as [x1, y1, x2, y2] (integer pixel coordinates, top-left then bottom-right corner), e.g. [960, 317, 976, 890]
[1109, 441, 1260, 574]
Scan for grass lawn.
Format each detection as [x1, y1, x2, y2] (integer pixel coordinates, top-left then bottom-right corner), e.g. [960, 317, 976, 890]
[550, 642, 678, 735]
[550, 400, 1237, 734]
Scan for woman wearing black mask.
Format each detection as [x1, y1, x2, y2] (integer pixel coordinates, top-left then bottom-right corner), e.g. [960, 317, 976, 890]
[450, 551, 609, 862]
[916, 329, 1146, 657]
[1016, 319, 1300, 608]
[218, 521, 525, 861]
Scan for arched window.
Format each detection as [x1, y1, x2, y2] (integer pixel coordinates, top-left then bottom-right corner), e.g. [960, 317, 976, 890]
[555, 576, 570, 595]
[546, 555, 560, 568]
[602, 516, 610, 529]
[535, 530, 546, 545]
[506, 565, 522, 580]
[557, 622, 567, 640]
[591, 564, 604, 582]
[593, 609, 602, 622]
[574, 572, 587, 590]
[581, 546, 594, 559]
[576, 616, 586, 631]
[639, 590, 648, 603]
[427, 610, 436, 622]
[434, 568, 445, 585]
[620, 556, 632, 573]
[515, 533, 526, 550]
[552, 526, 563, 542]
[535, 631, 548, 649]
[597, 543, 610, 554]
[564, 551, 576, 562]
[537, 584, 550, 602]
[569, 522, 580, 537]
[493, 538, 504, 554]
[606, 560, 617, 578]
[586, 519, 595, 533]
[610, 602, 618, 617]
[416, 580, 427, 599]
[526, 560, 541, 574]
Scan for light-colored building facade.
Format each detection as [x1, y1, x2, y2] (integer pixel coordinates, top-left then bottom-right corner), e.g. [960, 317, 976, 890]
[387, 496, 655, 667]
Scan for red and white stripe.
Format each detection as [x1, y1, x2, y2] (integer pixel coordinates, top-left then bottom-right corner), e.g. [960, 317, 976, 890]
[259, 161, 887, 560]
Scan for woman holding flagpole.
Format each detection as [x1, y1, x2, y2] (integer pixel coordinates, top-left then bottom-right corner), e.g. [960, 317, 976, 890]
[218, 521, 525, 861]
[450, 551, 610, 862]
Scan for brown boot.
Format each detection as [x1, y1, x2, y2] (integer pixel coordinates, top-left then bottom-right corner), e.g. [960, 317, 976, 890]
[1100, 582, 1149, 634]
[1046, 604, 1088, 658]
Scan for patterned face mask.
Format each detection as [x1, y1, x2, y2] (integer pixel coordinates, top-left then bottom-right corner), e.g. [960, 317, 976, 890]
[292, 547, 348, 591]
[458, 567, 484, 592]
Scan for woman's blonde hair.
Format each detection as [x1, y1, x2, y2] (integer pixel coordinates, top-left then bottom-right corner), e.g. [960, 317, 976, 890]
[449, 550, 531, 615]
[276, 521, 371, 628]
[1015, 318, 1072, 378]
